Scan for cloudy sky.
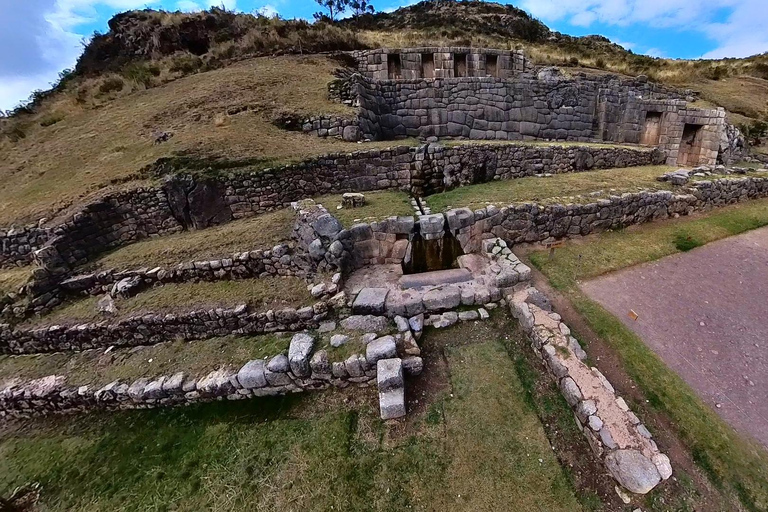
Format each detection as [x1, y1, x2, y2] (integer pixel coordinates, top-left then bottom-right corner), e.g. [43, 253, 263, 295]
[1, 0, 767, 111]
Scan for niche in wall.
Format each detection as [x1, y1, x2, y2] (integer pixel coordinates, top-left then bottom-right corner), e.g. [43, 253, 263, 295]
[388, 54, 402, 79]
[454, 53, 467, 77]
[640, 111, 663, 145]
[678, 123, 704, 166]
[421, 53, 435, 78]
[486, 54, 498, 77]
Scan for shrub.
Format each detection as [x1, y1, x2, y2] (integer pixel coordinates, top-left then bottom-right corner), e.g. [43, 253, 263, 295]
[704, 65, 729, 81]
[169, 54, 204, 74]
[673, 231, 703, 252]
[595, 57, 606, 69]
[568, 56, 579, 67]
[98, 76, 125, 94]
[40, 114, 64, 127]
[122, 62, 157, 87]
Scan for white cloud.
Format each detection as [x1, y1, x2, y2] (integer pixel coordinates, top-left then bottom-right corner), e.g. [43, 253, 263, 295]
[256, 4, 278, 17]
[519, 0, 768, 58]
[177, 0, 202, 12]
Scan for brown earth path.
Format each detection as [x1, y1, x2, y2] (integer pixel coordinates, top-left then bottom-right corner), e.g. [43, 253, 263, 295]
[581, 226, 768, 449]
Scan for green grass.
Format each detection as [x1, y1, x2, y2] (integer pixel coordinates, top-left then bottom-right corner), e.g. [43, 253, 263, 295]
[25, 277, 312, 328]
[314, 190, 414, 227]
[0, 334, 289, 388]
[529, 197, 768, 289]
[0, 320, 582, 511]
[528, 198, 768, 511]
[427, 165, 675, 212]
[0, 266, 31, 296]
[90, 208, 295, 271]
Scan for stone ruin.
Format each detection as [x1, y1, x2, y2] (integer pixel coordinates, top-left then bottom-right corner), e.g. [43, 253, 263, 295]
[330, 47, 736, 167]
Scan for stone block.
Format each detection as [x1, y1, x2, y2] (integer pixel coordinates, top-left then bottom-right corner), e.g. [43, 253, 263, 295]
[376, 358, 403, 392]
[353, 288, 389, 315]
[288, 333, 315, 377]
[379, 388, 406, 420]
[366, 336, 397, 364]
[238, 360, 267, 389]
[423, 286, 461, 311]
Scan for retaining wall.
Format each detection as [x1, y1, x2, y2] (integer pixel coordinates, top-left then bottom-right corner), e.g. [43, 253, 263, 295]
[0, 226, 52, 269]
[0, 300, 334, 355]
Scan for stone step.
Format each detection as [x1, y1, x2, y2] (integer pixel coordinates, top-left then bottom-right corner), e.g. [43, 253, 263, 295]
[399, 268, 472, 289]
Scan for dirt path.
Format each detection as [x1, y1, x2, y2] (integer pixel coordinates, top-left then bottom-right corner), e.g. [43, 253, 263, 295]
[581, 226, 768, 450]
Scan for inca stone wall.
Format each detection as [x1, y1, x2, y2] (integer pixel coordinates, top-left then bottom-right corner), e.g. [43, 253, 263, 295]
[353, 47, 531, 80]
[301, 115, 362, 141]
[0, 226, 51, 269]
[352, 53, 726, 167]
[509, 285, 672, 494]
[0, 299, 335, 355]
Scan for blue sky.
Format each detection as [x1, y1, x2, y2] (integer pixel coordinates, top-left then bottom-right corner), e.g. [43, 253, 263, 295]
[1, 0, 767, 111]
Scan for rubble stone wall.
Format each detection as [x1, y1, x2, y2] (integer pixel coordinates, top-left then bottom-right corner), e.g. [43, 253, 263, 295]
[0, 226, 52, 269]
[509, 285, 672, 494]
[0, 300, 333, 355]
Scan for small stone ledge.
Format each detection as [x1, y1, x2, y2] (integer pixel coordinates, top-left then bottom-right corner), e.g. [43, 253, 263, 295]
[0, 300, 334, 355]
[508, 284, 671, 494]
[0, 331, 425, 420]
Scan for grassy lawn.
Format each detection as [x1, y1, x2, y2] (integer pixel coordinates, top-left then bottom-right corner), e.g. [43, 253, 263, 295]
[0, 55, 404, 227]
[0, 318, 583, 511]
[89, 208, 295, 271]
[0, 266, 31, 296]
[527, 197, 768, 511]
[314, 190, 414, 227]
[0, 334, 289, 388]
[427, 165, 675, 212]
[24, 277, 312, 328]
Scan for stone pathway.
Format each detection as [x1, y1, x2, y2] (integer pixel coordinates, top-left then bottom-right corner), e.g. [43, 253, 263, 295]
[582, 226, 768, 449]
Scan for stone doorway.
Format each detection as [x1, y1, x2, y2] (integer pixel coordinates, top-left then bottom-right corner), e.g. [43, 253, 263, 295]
[388, 54, 402, 79]
[640, 111, 662, 146]
[486, 54, 498, 77]
[678, 123, 703, 166]
[454, 54, 467, 78]
[421, 53, 435, 78]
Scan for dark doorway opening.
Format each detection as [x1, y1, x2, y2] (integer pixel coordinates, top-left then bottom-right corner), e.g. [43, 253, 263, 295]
[486, 54, 498, 77]
[387, 54, 402, 79]
[678, 123, 703, 166]
[421, 53, 435, 78]
[454, 53, 467, 78]
[402, 231, 465, 274]
[640, 111, 663, 146]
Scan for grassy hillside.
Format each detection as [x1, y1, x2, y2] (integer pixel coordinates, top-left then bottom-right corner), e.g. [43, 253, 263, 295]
[1, 0, 766, 227]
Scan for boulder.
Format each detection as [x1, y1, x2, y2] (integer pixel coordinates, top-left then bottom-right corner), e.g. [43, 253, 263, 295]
[288, 333, 315, 377]
[238, 360, 267, 389]
[605, 449, 662, 494]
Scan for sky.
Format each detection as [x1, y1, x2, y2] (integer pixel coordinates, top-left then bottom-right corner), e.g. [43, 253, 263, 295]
[1, 0, 767, 111]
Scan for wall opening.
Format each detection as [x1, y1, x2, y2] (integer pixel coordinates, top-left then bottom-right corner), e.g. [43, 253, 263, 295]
[421, 53, 435, 78]
[402, 231, 464, 274]
[486, 54, 498, 77]
[454, 53, 467, 78]
[387, 54, 402, 79]
[678, 123, 704, 166]
[640, 111, 663, 146]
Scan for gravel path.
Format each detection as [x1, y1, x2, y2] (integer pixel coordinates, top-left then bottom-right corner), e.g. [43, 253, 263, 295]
[582, 226, 768, 449]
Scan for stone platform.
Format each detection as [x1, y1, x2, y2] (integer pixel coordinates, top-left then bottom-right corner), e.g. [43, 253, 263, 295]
[399, 268, 472, 289]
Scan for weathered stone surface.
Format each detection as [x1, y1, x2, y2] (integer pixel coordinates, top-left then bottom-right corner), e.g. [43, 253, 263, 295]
[366, 336, 397, 364]
[376, 358, 403, 392]
[605, 449, 662, 494]
[340, 315, 390, 332]
[353, 288, 389, 314]
[330, 334, 349, 347]
[288, 333, 315, 378]
[238, 360, 267, 389]
[402, 356, 424, 376]
[379, 388, 406, 420]
[422, 286, 461, 310]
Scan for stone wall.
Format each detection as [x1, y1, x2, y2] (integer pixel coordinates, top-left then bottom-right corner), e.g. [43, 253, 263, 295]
[0, 299, 334, 355]
[509, 285, 672, 494]
[301, 115, 362, 141]
[0, 225, 52, 269]
[0, 330, 424, 420]
[354, 67, 726, 167]
[353, 47, 530, 80]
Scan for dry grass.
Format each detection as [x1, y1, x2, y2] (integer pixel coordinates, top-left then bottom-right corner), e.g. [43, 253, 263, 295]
[0, 55, 398, 226]
[0, 334, 289, 387]
[0, 266, 32, 296]
[24, 277, 312, 328]
[427, 165, 675, 212]
[314, 190, 414, 227]
[89, 208, 295, 271]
